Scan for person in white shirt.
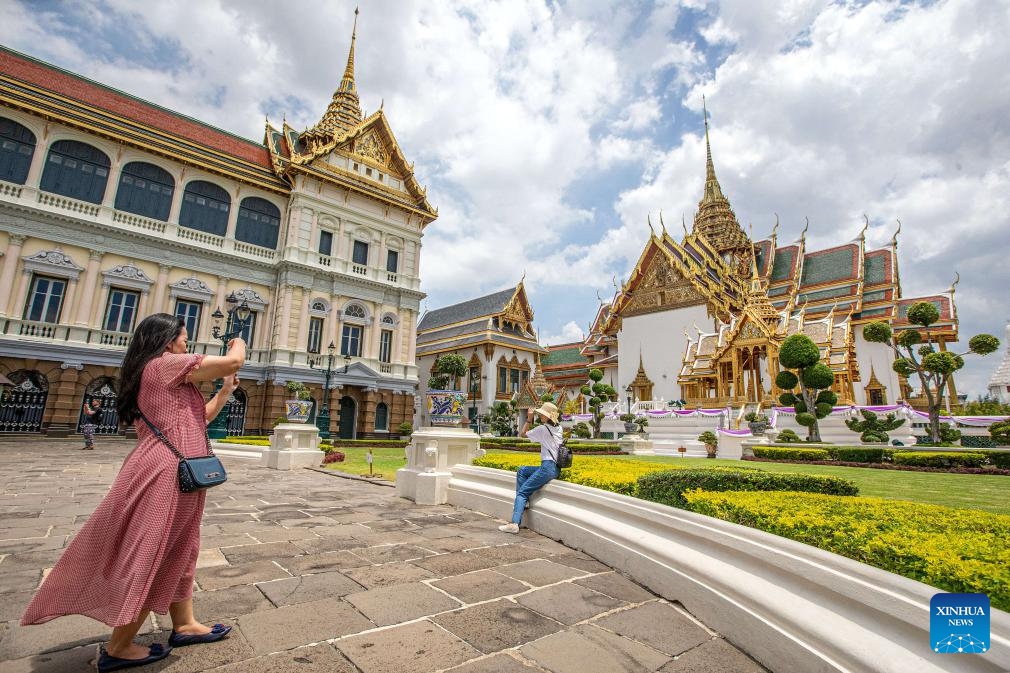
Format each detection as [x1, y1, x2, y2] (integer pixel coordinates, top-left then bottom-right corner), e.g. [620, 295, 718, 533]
[499, 402, 563, 534]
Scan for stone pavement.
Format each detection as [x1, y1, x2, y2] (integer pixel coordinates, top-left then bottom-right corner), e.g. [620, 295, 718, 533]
[0, 438, 767, 673]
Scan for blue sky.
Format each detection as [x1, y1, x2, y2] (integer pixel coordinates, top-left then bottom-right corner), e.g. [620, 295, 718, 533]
[3, 0, 1009, 396]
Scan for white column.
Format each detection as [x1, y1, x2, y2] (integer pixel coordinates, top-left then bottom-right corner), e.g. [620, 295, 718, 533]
[309, 210, 319, 253]
[407, 311, 418, 366]
[294, 290, 311, 352]
[167, 170, 185, 224]
[0, 234, 26, 317]
[12, 268, 33, 319]
[279, 286, 294, 348]
[224, 188, 241, 240]
[23, 125, 50, 190]
[328, 296, 339, 348]
[75, 250, 104, 325]
[101, 152, 123, 208]
[394, 312, 405, 364]
[152, 263, 170, 314]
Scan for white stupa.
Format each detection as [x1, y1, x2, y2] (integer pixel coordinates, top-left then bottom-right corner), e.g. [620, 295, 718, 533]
[987, 321, 1010, 404]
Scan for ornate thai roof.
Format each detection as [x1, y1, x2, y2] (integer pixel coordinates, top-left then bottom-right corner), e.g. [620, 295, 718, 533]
[306, 8, 363, 138]
[987, 322, 1010, 389]
[0, 46, 285, 193]
[416, 283, 540, 358]
[540, 343, 590, 387]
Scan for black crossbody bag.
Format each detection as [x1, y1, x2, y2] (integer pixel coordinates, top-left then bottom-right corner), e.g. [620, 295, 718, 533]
[140, 414, 227, 492]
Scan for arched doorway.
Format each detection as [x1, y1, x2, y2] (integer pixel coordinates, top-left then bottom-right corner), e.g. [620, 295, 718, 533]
[338, 396, 356, 439]
[0, 370, 48, 433]
[225, 387, 247, 436]
[76, 377, 119, 434]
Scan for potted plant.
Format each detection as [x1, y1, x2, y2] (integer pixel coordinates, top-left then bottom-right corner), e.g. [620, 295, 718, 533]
[744, 412, 769, 436]
[398, 421, 413, 440]
[426, 353, 469, 427]
[284, 381, 313, 423]
[619, 413, 637, 434]
[634, 415, 649, 435]
[698, 430, 718, 458]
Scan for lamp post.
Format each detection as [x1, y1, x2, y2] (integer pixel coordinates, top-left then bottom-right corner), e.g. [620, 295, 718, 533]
[468, 369, 479, 433]
[625, 385, 633, 415]
[309, 341, 337, 439]
[207, 293, 251, 440]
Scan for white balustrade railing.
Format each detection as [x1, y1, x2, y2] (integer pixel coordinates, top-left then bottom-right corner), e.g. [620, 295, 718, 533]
[37, 191, 100, 216]
[113, 210, 166, 234]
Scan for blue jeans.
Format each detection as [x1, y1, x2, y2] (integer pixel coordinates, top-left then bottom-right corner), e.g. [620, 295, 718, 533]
[511, 460, 559, 524]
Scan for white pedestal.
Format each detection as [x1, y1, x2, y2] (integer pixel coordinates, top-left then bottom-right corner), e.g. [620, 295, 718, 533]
[716, 433, 745, 460]
[396, 426, 482, 505]
[619, 434, 655, 455]
[261, 423, 322, 470]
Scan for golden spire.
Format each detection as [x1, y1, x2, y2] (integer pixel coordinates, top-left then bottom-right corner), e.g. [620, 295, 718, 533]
[693, 96, 750, 268]
[307, 7, 363, 137]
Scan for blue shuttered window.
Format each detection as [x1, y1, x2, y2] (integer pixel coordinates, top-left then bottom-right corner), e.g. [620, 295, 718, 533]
[40, 140, 110, 203]
[179, 180, 230, 236]
[115, 162, 174, 221]
[0, 117, 35, 184]
[235, 197, 281, 249]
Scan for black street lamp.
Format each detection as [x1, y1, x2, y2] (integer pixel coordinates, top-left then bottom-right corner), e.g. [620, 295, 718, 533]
[625, 384, 633, 415]
[309, 341, 338, 439]
[207, 293, 251, 440]
[468, 369, 480, 433]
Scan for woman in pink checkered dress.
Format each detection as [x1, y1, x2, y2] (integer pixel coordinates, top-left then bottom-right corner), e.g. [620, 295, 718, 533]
[21, 313, 245, 671]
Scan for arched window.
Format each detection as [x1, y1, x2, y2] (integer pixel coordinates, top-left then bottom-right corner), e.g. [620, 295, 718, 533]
[344, 304, 366, 320]
[114, 161, 174, 221]
[375, 402, 389, 431]
[179, 180, 230, 236]
[235, 197, 281, 249]
[40, 139, 110, 203]
[0, 117, 36, 184]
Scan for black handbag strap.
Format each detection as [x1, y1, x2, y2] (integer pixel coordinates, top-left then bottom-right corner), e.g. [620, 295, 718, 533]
[138, 413, 214, 460]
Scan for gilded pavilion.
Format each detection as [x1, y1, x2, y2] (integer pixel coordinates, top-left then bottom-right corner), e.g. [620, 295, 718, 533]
[596, 101, 959, 411]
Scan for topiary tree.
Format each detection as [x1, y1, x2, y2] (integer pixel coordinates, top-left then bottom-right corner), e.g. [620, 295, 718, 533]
[776, 428, 802, 443]
[775, 334, 836, 442]
[863, 302, 1000, 443]
[427, 353, 469, 391]
[844, 409, 905, 443]
[572, 421, 592, 438]
[580, 368, 616, 438]
[989, 420, 1010, 445]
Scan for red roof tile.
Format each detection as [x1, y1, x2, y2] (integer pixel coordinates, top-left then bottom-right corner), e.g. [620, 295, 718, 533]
[0, 47, 271, 170]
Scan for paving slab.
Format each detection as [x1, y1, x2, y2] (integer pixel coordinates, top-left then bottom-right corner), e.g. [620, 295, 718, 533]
[243, 526, 319, 542]
[352, 543, 437, 564]
[236, 597, 373, 655]
[0, 590, 34, 622]
[344, 581, 460, 626]
[0, 570, 40, 594]
[445, 652, 547, 673]
[466, 544, 547, 565]
[521, 623, 671, 673]
[342, 561, 436, 589]
[220, 541, 304, 564]
[575, 572, 657, 604]
[593, 602, 711, 657]
[186, 585, 275, 624]
[256, 571, 363, 607]
[0, 614, 153, 660]
[337, 619, 480, 673]
[275, 550, 369, 575]
[196, 559, 291, 591]
[495, 558, 588, 586]
[291, 535, 364, 554]
[433, 599, 564, 654]
[658, 637, 768, 672]
[0, 549, 64, 573]
[551, 554, 612, 574]
[203, 642, 358, 673]
[416, 536, 488, 553]
[413, 550, 500, 577]
[515, 581, 626, 625]
[0, 643, 96, 673]
[431, 569, 529, 604]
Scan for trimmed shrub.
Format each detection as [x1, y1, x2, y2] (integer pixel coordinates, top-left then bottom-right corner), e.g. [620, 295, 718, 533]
[892, 451, 988, 469]
[775, 429, 803, 443]
[322, 451, 345, 464]
[473, 454, 692, 495]
[830, 447, 887, 463]
[753, 447, 831, 461]
[984, 450, 1010, 469]
[637, 469, 858, 509]
[681, 491, 1010, 612]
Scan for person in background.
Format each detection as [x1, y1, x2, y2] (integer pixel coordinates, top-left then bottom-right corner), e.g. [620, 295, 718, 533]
[81, 398, 101, 450]
[21, 313, 245, 672]
[499, 401, 563, 534]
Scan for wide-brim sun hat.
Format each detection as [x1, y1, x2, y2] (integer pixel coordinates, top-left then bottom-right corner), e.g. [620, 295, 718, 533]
[533, 401, 559, 424]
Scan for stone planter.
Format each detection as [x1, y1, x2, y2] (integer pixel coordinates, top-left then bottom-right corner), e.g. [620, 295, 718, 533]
[285, 400, 313, 423]
[623, 422, 638, 434]
[747, 421, 769, 436]
[426, 390, 467, 427]
[705, 444, 717, 458]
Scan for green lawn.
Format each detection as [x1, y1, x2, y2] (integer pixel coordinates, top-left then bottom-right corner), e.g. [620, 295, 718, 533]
[323, 447, 1010, 515]
[597, 453, 1010, 515]
[325, 446, 407, 480]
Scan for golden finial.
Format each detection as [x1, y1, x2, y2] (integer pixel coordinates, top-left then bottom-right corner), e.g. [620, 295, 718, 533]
[681, 213, 689, 238]
[612, 274, 618, 290]
[800, 217, 809, 240]
[891, 219, 901, 247]
[772, 213, 779, 239]
[647, 213, 655, 237]
[596, 289, 603, 304]
[659, 210, 667, 236]
[380, 98, 384, 110]
[860, 214, 869, 239]
[948, 272, 960, 295]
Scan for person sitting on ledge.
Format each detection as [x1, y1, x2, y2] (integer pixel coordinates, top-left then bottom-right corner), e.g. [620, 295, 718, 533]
[499, 401, 563, 534]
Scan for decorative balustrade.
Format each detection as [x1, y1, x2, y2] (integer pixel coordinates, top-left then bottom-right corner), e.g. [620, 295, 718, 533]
[233, 240, 277, 260]
[177, 227, 225, 248]
[351, 264, 367, 276]
[37, 191, 100, 217]
[379, 363, 392, 374]
[0, 181, 23, 198]
[112, 210, 166, 234]
[318, 254, 332, 267]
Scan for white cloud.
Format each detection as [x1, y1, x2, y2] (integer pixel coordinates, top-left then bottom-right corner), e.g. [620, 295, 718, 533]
[541, 320, 586, 346]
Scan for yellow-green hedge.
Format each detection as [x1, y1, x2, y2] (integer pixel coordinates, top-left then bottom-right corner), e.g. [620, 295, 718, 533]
[474, 454, 708, 495]
[219, 438, 272, 446]
[682, 490, 1010, 611]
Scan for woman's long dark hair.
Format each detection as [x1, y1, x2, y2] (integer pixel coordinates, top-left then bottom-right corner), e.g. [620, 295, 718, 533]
[117, 313, 184, 424]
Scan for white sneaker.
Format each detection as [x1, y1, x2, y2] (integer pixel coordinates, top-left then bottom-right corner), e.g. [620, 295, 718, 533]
[498, 523, 519, 534]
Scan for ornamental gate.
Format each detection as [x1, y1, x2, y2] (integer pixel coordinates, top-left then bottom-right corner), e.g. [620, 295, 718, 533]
[0, 370, 48, 433]
[76, 377, 120, 435]
[224, 388, 246, 436]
